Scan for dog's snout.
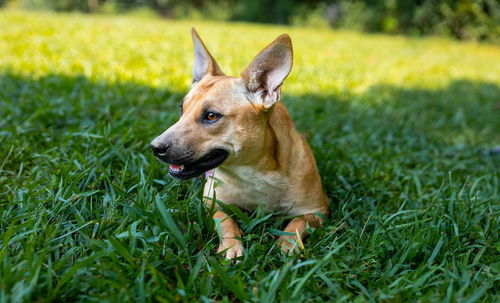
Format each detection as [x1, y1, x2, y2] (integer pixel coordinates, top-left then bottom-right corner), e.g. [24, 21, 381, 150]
[150, 141, 170, 156]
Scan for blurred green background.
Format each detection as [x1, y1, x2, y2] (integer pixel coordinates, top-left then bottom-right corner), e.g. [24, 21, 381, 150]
[3, 0, 499, 42]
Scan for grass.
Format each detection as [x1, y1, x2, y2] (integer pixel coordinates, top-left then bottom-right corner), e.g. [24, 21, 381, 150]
[1, 9, 499, 302]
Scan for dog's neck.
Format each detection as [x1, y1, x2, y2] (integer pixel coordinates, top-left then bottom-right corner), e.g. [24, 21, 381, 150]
[219, 102, 299, 176]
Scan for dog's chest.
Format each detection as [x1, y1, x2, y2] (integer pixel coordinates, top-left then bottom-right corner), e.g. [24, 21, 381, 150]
[209, 167, 292, 212]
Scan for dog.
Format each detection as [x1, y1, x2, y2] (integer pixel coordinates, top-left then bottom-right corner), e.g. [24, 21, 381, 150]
[151, 28, 328, 259]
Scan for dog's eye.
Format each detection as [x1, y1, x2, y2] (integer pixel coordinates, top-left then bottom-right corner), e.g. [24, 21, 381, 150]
[207, 112, 219, 120]
[204, 111, 221, 122]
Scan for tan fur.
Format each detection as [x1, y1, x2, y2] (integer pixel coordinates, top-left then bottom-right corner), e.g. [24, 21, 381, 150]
[203, 98, 328, 256]
[153, 30, 329, 258]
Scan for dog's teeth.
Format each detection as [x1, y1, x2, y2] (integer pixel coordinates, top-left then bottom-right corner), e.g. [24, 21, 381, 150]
[170, 164, 183, 172]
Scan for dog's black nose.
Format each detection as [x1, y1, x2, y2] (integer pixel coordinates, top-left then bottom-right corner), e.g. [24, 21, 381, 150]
[150, 141, 169, 156]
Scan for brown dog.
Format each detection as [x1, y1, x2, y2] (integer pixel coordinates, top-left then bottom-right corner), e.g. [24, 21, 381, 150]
[151, 29, 328, 259]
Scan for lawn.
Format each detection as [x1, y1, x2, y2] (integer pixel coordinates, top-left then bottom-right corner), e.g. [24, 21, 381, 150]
[0, 9, 499, 302]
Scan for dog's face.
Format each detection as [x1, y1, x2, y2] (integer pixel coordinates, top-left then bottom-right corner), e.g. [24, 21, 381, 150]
[151, 76, 265, 179]
[151, 29, 292, 179]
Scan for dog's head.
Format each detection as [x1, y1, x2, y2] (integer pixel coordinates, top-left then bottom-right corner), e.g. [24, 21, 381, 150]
[151, 28, 293, 179]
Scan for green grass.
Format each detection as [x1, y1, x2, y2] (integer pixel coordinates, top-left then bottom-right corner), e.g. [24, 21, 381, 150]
[1, 9, 499, 302]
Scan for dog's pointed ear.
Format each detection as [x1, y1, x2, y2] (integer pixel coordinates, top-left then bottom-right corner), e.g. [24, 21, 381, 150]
[241, 34, 293, 109]
[191, 28, 224, 84]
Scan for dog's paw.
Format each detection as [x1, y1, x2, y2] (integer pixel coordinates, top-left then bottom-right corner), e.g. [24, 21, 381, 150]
[217, 238, 243, 260]
[277, 235, 302, 255]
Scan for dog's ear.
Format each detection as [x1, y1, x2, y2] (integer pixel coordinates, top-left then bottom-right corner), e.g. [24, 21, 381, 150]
[241, 34, 293, 109]
[191, 28, 224, 84]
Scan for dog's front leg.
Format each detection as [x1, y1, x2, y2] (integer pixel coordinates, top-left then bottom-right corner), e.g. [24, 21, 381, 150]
[213, 210, 243, 259]
[278, 214, 324, 254]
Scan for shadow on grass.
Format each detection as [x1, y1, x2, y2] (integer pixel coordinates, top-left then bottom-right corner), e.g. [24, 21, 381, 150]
[1, 71, 499, 301]
[1, 72, 499, 207]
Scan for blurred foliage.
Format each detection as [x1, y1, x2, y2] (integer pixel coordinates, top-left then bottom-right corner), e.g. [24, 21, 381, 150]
[3, 0, 499, 42]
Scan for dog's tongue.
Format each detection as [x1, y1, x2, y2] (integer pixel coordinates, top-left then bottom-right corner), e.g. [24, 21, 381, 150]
[170, 164, 182, 170]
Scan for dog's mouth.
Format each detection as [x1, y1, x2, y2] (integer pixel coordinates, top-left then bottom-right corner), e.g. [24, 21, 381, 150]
[168, 149, 229, 180]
